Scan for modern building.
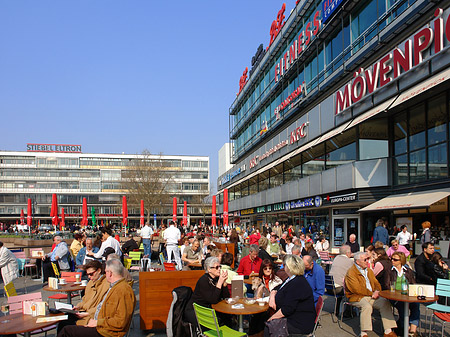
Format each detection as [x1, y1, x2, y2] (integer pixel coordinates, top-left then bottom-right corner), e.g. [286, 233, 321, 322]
[217, 0, 450, 253]
[218, 143, 233, 177]
[0, 145, 210, 227]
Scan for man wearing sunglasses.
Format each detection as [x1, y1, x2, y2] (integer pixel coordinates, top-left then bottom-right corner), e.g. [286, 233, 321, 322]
[345, 252, 397, 337]
[73, 260, 109, 326]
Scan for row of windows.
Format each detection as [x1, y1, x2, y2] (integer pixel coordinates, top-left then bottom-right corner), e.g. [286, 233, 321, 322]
[232, 0, 415, 160]
[225, 91, 450, 202]
[37, 158, 79, 167]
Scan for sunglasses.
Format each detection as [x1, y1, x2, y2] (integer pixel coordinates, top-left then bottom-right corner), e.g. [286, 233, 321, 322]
[391, 258, 401, 261]
[86, 270, 97, 277]
[211, 266, 221, 270]
[263, 267, 273, 271]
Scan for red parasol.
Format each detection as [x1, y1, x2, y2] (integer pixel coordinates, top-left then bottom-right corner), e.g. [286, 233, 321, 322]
[60, 208, 65, 231]
[223, 189, 229, 226]
[82, 197, 88, 227]
[122, 196, 128, 227]
[212, 195, 216, 227]
[140, 200, 145, 227]
[183, 201, 187, 226]
[20, 209, 25, 225]
[50, 193, 59, 228]
[172, 197, 177, 222]
[27, 198, 32, 227]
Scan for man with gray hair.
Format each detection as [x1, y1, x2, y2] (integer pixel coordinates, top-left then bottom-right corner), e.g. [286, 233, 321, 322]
[328, 245, 353, 315]
[345, 252, 397, 337]
[291, 245, 302, 256]
[237, 244, 261, 276]
[42, 235, 70, 282]
[58, 259, 136, 337]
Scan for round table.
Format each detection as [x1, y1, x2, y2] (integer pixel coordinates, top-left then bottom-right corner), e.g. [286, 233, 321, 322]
[0, 313, 64, 337]
[43, 283, 86, 304]
[212, 298, 269, 332]
[188, 261, 202, 269]
[379, 290, 438, 337]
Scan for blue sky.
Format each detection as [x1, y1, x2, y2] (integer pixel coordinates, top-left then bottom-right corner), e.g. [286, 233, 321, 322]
[0, 1, 293, 191]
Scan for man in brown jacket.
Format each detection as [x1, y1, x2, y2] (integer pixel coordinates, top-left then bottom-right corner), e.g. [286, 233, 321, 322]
[345, 251, 397, 337]
[58, 259, 136, 337]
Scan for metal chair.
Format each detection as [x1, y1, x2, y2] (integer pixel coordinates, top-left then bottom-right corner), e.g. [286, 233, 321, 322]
[426, 278, 450, 337]
[324, 274, 344, 323]
[193, 303, 246, 337]
[128, 251, 142, 272]
[311, 296, 325, 337]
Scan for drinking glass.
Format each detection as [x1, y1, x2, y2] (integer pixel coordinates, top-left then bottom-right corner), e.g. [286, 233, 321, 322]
[390, 280, 395, 292]
[1, 304, 10, 323]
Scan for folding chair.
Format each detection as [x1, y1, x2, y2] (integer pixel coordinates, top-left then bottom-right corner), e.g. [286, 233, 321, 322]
[311, 296, 325, 337]
[193, 303, 246, 337]
[128, 251, 142, 272]
[426, 278, 450, 336]
[318, 251, 333, 272]
[324, 274, 343, 322]
[159, 252, 166, 265]
[4, 281, 17, 297]
[163, 262, 176, 271]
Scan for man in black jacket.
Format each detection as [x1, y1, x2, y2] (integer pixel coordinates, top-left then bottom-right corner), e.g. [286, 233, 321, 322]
[414, 242, 435, 284]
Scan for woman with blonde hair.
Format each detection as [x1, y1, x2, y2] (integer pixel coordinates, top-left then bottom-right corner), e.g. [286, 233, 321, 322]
[266, 255, 315, 336]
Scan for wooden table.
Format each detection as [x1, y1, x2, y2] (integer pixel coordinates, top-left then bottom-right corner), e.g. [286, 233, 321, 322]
[379, 290, 438, 337]
[188, 261, 202, 269]
[43, 282, 85, 304]
[0, 313, 63, 337]
[212, 298, 269, 332]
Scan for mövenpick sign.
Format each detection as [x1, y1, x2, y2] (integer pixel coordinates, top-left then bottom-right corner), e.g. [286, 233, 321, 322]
[335, 8, 449, 115]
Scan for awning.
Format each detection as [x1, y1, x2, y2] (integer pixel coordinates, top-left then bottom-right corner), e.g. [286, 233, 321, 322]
[345, 96, 397, 130]
[358, 187, 450, 212]
[389, 67, 450, 110]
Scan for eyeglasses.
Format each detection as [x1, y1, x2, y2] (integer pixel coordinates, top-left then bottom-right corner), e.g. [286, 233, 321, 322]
[86, 270, 97, 277]
[363, 258, 370, 261]
[210, 266, 221, 270]
[263, 267, 273, 271]
[391, 258, 401, 261]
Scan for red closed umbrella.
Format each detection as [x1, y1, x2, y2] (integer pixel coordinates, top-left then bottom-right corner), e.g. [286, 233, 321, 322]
[223, 189, 228, 226]
[50, 193, 59, 229]
[212, 195, 216, 227]
[20, 209, 25, 225]
[183, 201, 187, 226]
[122, 196, 128, 228]
[172, 198, 177, 222]
[82, 197, 88, 227]
[60, 208, 65, 231]
[27, 198, 32, 227]
[140, 200, 145, 227]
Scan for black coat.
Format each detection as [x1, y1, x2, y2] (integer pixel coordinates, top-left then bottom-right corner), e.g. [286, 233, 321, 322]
[375, 259, 392, 290]
[415, 253, 435, 285]
[170, 286, 193, 337]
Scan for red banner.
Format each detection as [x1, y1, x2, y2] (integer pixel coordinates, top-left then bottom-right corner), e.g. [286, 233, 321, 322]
[212, 195, 216, 226]
[140, 200, 145, 226]
[122, 196, 128, 226]
[223, 189, 228, 226]
[172, 198, 177, 222]
[27, 198, 32, 227]
[183, 201, 187, 226]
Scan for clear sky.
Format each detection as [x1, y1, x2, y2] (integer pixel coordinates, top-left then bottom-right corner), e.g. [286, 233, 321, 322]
[0, 1, 293, 192]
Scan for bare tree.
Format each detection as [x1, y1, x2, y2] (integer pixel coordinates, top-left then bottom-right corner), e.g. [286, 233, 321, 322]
[122, 150, 174, 223]
[190, 193, 212, 225]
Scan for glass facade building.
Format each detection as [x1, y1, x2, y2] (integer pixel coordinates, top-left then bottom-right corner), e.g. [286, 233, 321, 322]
[0, 151, 209, 226]
[218, 0, 450, 253]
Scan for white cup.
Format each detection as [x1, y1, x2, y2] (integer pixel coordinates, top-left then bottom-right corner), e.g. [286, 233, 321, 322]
[59, 279, 66, 285]
[81, 280, 88, 286]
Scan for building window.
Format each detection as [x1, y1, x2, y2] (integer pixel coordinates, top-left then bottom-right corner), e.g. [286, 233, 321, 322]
[359, 118, 389, 160]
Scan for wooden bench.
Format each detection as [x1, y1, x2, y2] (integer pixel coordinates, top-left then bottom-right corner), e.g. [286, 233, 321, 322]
[139, 270, 204, 330]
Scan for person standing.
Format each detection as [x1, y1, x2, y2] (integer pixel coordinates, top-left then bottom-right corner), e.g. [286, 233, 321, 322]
[373, 219, 389, 247]
[420, 221, 432, 244]
[88, 228, 122, 260]
[396, 225, 412, 250]
[0, 241, 19, 285]
[140, 223, 153, 258]
[164, 221, 182, 270]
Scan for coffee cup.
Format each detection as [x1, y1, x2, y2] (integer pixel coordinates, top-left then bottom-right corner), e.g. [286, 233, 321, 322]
[59, 279, 66, 285]
[81, 280, 88, 286]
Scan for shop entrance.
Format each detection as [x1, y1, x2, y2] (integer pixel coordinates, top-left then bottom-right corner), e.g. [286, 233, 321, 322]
[332, 215, 360, 247]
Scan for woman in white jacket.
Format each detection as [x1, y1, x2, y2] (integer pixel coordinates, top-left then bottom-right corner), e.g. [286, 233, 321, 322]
[0, 241, 19, 285]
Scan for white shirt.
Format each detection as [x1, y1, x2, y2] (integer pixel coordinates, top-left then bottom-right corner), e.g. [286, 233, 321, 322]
[164, 225, 181, 245]
[355, 263, 372, 292]
[397, 231, 412, 246]
[140, 225, 153, 239]
[93, 236, 122, 258]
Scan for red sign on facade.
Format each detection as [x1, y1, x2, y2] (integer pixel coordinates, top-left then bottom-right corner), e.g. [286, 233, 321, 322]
[237, 67, 248, 95]
[268, 3, 286, 49]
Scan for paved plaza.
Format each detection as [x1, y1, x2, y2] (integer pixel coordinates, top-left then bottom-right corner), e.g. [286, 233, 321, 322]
[1, 264, 449, 337]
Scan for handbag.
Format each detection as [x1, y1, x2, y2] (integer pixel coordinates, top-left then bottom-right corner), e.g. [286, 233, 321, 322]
[265, 317, 289, 337]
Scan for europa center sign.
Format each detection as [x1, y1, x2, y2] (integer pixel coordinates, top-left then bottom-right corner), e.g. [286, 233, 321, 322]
[335, 8, 449, 115]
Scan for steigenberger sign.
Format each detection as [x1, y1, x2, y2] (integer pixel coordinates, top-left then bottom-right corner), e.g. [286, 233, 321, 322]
[335, 8, 449, 115]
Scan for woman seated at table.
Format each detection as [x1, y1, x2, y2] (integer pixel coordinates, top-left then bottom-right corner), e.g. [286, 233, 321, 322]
[266, 254, 315, 336]
[181, 239, 202, 270]
[390, 251, 420, 337]
[254, 259, 282, 299]
[184, 256, 230, 328]
[429, 252, 449, 283]
[302, 241, 319, 261]
[373, 247, 392, 290]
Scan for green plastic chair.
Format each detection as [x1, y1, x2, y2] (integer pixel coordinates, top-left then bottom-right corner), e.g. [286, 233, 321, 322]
[193, 303, 246, 337]
[128, 251, 142, 271]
